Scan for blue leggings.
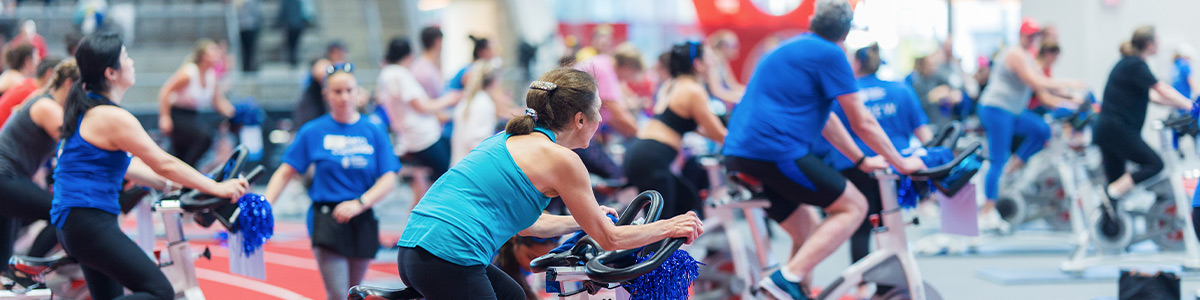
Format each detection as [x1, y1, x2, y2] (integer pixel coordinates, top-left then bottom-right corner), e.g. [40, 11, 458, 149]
[979, 106, 1050, 200]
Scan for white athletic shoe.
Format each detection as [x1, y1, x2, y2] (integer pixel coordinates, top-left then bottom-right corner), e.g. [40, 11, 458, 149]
[978, 210, 1010, 233]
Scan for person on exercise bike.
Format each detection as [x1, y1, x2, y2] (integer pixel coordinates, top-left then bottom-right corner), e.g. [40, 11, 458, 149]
[826, 42, 933, 272]
[623, 41, 726, 218]
[1096, 26, 1194, 220]
[722, 1, 926, 299]
[156, 39, 236, 167]
[976, 18, 1082, 231]
[52, 32, 248, 300]
[396, 68, 704, 300]
[263, 63, 401, 300]
[0, 59, 78, 279]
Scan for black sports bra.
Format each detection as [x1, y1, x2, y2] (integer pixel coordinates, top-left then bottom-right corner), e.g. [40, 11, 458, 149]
[655, 106, 698, 135]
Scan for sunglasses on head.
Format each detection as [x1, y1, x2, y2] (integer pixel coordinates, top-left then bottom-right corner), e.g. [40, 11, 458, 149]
[325, 62, 354, 76]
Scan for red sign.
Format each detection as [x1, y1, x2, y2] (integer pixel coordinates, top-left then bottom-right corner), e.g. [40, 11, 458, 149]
[692, 0, 858, 81]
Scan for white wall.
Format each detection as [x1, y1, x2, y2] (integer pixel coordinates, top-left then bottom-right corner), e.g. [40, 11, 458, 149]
[1022, 0, 1200, 97]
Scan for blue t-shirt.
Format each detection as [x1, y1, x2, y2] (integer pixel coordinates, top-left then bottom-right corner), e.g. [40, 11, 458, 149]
[821, 75, 929, 170]
[1174, 58, 1192, 99]
[398, 128, 557, 266]
[282, 115, 400, 203]
[445, 65, 470, 91]
[723, 33, 860, 161]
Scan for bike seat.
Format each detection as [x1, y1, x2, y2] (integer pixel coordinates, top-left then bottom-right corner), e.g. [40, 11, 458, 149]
[8, 255, 75, 277]
[347, 285, 422, 300]
[727, 172, 763, 193]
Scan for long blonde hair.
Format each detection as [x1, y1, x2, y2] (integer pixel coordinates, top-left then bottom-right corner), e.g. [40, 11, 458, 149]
[461, 61, 499, 120]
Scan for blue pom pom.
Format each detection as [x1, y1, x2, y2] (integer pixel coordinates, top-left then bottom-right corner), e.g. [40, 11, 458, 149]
[897, 177, 921, 209]
[235, 193, 274, 255]
[624, 250, 702, 300]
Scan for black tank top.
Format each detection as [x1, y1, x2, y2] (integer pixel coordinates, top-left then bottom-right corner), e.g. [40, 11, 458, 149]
[0, 94, 57, 177]
[655, 106, 698, 135]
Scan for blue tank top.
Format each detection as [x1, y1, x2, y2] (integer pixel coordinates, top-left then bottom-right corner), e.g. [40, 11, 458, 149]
[50, 103, 132, 228]
[398, 127, 556, 266]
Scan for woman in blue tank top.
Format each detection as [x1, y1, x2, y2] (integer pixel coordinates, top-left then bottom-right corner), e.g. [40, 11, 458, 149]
[396, 68, 704, 300]
[52, 32, 248, 300]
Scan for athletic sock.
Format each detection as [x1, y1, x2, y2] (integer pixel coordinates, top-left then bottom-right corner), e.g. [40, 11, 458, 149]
[781, 268, 804, 283]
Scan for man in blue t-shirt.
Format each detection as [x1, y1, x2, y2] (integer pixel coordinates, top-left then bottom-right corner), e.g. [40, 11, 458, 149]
[722, 1, 926, 298]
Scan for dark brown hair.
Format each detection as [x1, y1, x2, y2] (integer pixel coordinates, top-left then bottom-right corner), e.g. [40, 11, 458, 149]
[5, 43, 35, 70]
[494, 236, 560, 300]
[505, 68, 599, 135]
[855, 43, 881, 75]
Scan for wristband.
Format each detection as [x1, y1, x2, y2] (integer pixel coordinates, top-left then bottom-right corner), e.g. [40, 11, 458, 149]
[356, 198, 365, 206]
[854, 156, 867, 168]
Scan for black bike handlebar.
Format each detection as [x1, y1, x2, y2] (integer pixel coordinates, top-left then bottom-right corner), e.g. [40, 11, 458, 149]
[528, 190, 679, 284]
[1163, 113, 1199, 137]
[583, 191, 685, 283]
[176, 145, 266, 212]
[909, 141, 983, 180]
[922, 122, 962, 149]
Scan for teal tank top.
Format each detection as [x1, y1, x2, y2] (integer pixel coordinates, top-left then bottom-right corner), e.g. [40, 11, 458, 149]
[398, 127, 556, 266]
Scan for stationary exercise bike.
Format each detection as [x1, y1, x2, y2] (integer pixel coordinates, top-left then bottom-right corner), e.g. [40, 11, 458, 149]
[994, 99, 1101, 234]
[688, 151, 777, 300]
[347, 191, 687, 300]
[1061, 113, 1200, 272]
[4, 147, 267, 300]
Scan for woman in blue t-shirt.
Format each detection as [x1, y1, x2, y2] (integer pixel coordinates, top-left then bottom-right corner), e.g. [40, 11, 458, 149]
[396, 68, 703, 300]
[829, 43, 933, 267]
[1172, 45, 1194, 99]
[263, 63, 400, 300]
[52, 32, 248, 300]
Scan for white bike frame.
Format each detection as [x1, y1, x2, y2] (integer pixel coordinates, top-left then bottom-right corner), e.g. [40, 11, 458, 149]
[1061, 119, 1200, 272]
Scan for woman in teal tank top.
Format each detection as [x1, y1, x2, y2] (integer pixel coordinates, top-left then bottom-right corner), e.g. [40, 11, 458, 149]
[396, 68, 705, 300]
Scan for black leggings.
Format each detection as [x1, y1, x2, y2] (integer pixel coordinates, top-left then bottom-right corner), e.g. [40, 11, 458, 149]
[397, 246, 523, 300]
[58, 208, 174, 300]
[409, 136, 451, 181]
[169, 107, 216, 167]
[574, 138, 622, 181]
[0, 175, 55, 272]
[1095, 122, 1163, 185]
[843, 168, 883, 263]
[623, 139, 700, 218]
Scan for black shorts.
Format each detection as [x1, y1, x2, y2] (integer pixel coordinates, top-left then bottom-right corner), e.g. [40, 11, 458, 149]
[725, 155, 847, 222]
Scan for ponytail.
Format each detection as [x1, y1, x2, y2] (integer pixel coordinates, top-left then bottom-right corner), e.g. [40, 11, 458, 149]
[61, 82, 112, 138]
[1120, 41, 1136, 57]
[1123, 25, 1157, 57]
[469, 35, 490, 61]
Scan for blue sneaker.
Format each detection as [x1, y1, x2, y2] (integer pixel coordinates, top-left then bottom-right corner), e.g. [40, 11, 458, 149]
[757, 269, 811, 300]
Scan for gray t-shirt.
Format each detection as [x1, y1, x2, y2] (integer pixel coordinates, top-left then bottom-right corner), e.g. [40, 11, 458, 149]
[979, 47, 1037, 114]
